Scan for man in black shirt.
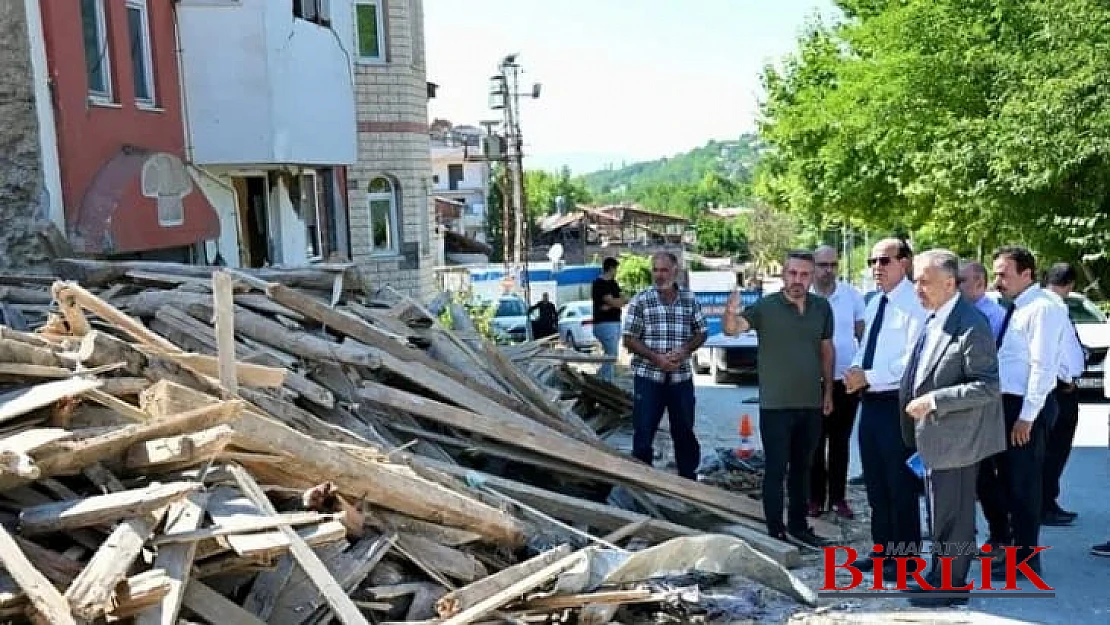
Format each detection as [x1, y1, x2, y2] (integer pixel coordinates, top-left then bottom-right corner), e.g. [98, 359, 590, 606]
[592, 257, 627, 380]
[529, 293, 558, 339]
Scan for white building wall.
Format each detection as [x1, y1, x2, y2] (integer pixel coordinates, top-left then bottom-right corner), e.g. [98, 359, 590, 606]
[177, 0, 357, 166]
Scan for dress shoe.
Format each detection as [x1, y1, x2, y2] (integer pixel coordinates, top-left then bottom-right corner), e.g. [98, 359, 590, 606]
[1045, 502, 1078, 521]
[908, 590, 969, 608]
[790, 527, 830, 548]
[1042, 510, 1076, 527]
[991, 557, 1041, 578]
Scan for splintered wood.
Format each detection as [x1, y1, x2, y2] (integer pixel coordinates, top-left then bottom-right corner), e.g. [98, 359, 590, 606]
[0, 259, 816, 624]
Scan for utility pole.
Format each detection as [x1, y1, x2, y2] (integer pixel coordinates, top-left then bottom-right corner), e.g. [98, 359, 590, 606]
[488, 54, 541, 302]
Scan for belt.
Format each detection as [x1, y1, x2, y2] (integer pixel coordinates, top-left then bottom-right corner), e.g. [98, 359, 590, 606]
[864, 390, 899, 399]
[1002, 393, 1024, 401]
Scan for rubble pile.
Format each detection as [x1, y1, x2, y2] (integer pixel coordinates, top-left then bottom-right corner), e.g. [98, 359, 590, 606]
[0, 258, 820, 624]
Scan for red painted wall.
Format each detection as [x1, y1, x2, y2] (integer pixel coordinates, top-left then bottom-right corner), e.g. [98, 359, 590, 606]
[39, 0, 217, 253]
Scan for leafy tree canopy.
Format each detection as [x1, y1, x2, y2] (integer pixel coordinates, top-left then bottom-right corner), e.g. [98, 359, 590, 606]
[757, 0, 1110, 272]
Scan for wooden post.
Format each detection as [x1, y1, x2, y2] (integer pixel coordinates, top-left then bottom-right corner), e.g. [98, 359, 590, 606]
[213, 271, 238, 396]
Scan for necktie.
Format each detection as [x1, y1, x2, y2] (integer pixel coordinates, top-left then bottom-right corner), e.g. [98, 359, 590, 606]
[910, 314, 936, 387]
[861, 294, 888, 369]
[996, 302, 1015, 348]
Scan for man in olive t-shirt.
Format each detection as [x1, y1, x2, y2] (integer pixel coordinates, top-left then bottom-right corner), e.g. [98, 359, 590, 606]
[724, 250, 835, 547]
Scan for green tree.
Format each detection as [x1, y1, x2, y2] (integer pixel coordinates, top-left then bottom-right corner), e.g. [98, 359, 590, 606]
[525, 167, 592, 218]
[615, 253, 652, 294]
[745, 204, 801, 274]
[757, 0, 1110, 279]
[694, 216, 749, 257]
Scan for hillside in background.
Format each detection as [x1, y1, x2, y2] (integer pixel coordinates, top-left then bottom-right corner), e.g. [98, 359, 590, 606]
[579, 134, 764, 198]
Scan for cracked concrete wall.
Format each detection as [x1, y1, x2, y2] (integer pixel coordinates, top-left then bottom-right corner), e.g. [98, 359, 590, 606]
[0, 1, 49, 268]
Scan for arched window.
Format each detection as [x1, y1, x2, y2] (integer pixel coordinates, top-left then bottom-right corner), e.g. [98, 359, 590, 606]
[368, 176, 398, 254]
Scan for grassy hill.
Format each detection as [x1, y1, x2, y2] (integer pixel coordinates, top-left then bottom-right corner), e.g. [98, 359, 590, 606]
[579, 134, 763, 197]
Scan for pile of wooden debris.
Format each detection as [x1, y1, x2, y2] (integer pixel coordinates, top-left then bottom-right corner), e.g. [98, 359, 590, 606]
[0, 259, 823, 624]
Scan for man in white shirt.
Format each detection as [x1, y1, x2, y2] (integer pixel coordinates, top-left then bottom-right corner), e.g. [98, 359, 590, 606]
[977, 245, 1068, 576]
[809, 245, 866, 519]
[1041, 263, 1085, 527]
[843, 238, 929, 576]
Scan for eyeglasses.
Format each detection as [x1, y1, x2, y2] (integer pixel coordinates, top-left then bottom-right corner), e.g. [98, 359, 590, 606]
[867, 257, 894, 267]
[816, 262, 838, 269]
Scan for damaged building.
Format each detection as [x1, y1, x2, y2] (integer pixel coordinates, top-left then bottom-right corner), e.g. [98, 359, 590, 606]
[0, 0, 438, 297]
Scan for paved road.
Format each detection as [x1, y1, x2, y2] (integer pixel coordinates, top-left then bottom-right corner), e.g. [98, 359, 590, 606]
[672, 374, 1110, 624]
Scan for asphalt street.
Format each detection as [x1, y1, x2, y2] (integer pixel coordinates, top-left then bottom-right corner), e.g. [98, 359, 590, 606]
[685, 374, 1110, 624]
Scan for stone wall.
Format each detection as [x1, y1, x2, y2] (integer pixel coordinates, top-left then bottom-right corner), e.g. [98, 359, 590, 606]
[0, 1, 49, 269]
[349, 0, 437, 300]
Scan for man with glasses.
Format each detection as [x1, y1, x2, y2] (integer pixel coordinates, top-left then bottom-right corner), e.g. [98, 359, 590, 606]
[724, 250, 835, 547]
[843, 238, 929, 577]
[622, 252, 707, 480]
[809, 245, 866, 520]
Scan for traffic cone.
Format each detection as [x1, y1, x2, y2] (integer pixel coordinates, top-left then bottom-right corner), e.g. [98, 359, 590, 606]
[736, 413, 755, 459]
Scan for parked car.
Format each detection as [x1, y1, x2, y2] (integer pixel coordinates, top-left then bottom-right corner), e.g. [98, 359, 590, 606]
[557, 300, 597, 350]
[1064, 293, 1110, 392]
[488, 295, 532, 344]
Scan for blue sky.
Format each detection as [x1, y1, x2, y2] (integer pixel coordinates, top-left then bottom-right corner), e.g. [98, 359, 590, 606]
[424, 0, 838, 174]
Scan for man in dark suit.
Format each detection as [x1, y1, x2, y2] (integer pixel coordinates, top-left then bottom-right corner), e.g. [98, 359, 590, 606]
[901, 249, 1006, 607]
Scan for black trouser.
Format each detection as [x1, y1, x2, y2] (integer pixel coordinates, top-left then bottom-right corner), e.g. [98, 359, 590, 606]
[760, 408, 822, 535]
[1043, 384, 1080, 510]
[858, 392, 922, 555]
[977, 393, 1052, 567]
[927, 464, 978, 586]
[810, 380, 859, 507]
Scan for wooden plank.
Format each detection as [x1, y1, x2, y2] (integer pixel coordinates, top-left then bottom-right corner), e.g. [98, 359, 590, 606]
[55, 281, 179, 352]
[395, 533, 487, 583]
[105, 570, 173, 619]
[229, 465, 372, 625]
[152, 511, 340, 545]
[509, 589, 655, 611]
[440, 550, 583, 625]
[135, 493, 208, 625]
[360, 382, 789, 533]
[98, 376, 150, 396]
[228, 410, 526, 546]
[435, 545, 571, 618]
[64, 508, 168, 620]
[0, 378, 101, 425]
[151, 353, 286, 389]
[418, 458, 799, 568]
[124, 425, 235, 471]
[84, 388, 149, 422]
[0, 525, 76, 625]
[19, 482, 202, 535]
[54, 258, 351, 292]
[214, 270, 239, 394]
[206, 486, 290, 557]
[182, 580, 269, 625]
[290, 534, 395, 625]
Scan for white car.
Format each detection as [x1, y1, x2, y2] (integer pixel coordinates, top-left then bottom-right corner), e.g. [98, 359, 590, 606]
[1064, 293, 1109, 391]
[557, 300, 597, 350]
[488, 295, 532, 344]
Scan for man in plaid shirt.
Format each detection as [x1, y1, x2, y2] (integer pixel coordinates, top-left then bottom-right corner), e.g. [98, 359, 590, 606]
[622, 252, 708, 479]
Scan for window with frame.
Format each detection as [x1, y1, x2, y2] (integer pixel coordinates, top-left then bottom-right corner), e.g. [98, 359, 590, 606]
[125, 0, 156, 106]
[367, 177, 398, 254]
[447, 164, 464, 191]
[80, 0, 112, 100]
[354, 0, 386, 62]
[293, 0, 331, 26]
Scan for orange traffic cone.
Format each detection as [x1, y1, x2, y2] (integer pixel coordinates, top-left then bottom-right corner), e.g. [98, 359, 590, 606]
[736, 413, 755, 459]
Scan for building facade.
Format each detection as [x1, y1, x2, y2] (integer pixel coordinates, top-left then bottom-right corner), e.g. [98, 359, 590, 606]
[430, 141, 489, 243]
[349, 0, 438, 298]
[176, 0, 358, 268]
[11, 0, 222, 262]
[0, 0, 438, 297]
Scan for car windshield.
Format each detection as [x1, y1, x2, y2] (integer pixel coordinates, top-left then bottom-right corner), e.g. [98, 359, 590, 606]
[1068, 297, 1106, 324]
[495, 299, 526, 317]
